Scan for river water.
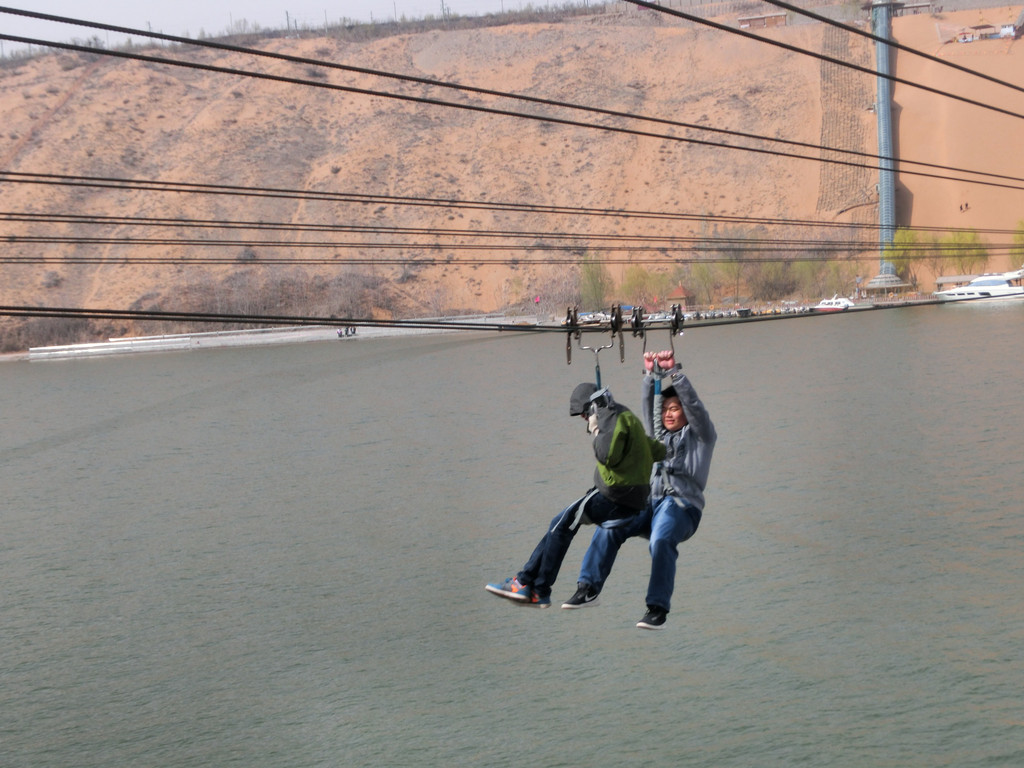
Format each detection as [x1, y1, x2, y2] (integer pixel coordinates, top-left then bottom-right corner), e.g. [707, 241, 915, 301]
[2, 303, 1022, 767]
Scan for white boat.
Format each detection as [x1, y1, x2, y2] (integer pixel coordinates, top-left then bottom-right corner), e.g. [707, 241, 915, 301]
[815, 295, 856, 312]
[935, 267, 1024, 302]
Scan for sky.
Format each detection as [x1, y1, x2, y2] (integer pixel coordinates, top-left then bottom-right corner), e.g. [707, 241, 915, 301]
[2, 1, 578, 48]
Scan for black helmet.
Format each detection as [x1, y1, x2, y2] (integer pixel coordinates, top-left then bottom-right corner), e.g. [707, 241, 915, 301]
[569, 382, 599, 416]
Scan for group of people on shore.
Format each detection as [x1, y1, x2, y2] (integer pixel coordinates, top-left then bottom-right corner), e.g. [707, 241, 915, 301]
[485, 350, 716, 630]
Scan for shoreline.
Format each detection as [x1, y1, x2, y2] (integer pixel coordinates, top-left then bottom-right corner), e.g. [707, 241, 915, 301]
[2, 314, 541, 363]
[3, 297, 959, 363]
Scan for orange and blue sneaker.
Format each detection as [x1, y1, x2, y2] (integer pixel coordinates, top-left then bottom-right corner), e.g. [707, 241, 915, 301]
[484, 576, 532, 602]
[526, 591, 551, 608]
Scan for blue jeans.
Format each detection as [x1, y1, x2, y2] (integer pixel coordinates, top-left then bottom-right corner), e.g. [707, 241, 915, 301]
[517, 489, 642, 599]
[578, 495, 701, 612]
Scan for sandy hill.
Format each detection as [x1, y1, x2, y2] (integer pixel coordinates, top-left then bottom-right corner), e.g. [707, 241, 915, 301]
[1, 4, 1021, 350]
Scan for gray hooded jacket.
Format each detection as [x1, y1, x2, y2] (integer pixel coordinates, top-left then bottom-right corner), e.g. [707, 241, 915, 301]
[641, 368, 716, 511]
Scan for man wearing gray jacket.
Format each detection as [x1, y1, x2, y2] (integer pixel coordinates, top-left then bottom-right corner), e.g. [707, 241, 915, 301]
[563, 350, 717, 629]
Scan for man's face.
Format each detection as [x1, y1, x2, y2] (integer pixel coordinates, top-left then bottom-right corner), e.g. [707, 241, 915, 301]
[661, 396, 687, 432]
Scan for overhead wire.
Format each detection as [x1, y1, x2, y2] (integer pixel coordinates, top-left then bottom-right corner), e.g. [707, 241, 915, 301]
[0, 171, 981, 228]
[2, 174, 1019, 263]
[1, 9, 1023, 190]
[623, 0, 1024, 120]
[2, 171, 1020, 266]
[0, 298, 958, 333]
[0, 30, 991, 189]
[759, 0, 1024, 98]
[3, 208, 1022, 238]
[0, 170, 872, 220]
[2, 5, 1022, 165]
[3, 225, 1017, 263]
[2, 252, 1017, 266]
[0, 304, 574, 333]
[3, 4, 1021, 196]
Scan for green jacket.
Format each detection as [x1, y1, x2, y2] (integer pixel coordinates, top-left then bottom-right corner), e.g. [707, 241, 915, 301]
[591, 396, 666, 510]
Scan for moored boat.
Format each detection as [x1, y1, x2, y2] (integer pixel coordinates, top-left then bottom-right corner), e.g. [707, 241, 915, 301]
[814, 295, 856, 312]
[935, 266, 1024, 302]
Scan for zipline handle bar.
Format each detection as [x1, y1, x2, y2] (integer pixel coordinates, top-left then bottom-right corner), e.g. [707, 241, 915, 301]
[565, 305, 626, 388]
[564, 305, 684, 385]
[668, 304, 685, 355]
[629, 304, 685, 357]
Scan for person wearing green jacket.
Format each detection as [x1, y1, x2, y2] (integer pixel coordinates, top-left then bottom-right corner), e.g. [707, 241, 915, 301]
[485, 382, 665, 607]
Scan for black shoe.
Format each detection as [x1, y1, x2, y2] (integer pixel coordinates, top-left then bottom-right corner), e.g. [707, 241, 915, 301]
[636, 605, 667, 629]
[561, 583, 600, 609]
